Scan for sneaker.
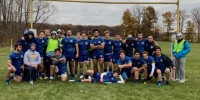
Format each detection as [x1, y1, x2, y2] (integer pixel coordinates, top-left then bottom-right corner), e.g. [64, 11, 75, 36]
[5, 80, 9, 86]
[50, 76, 55, 80]
[173, 78, 179, 81]
[44, 76, 48, 80]
[157, 82, 162, 87]
[39, 76, 43, 80]
[79, 75, 84, 79]
[144, 82, 147, 85]
[29, 81, 34, 85]
[9, 73, 15, 80]
[179, 80, 185, 83]
[69, 78, 75, 82]
[75, 74, 78, 78]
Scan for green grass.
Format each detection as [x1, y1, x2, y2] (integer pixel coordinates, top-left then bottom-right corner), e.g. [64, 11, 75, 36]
[0, 41, 200, 100]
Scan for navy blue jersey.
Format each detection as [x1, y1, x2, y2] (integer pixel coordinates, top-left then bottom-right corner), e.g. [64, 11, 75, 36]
[103, 72, 119, 83]
[113, 40, 123, 55]
[123, 39, 134, 57]
[153, 54, 174, 70]
[35, 37, 48, 54]
[8, 51, 24, 69]
[133, 39, 147, 54]
[19, 38, 37, 53]
[85, 72, 101, 83]
[117, 56, 132, 72]
[144, 56, 155, 71]
[104, 39, 113, 54]
[130, 57, 147, 68]
[61, 37, 78, 53]
[78, 39, 90, 55]
[144, 41, 156, 56]
[90, 37, 104, 54]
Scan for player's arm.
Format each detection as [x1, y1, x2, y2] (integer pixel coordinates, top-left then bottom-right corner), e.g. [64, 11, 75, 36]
[98, 43, 105, 49]
[124, 62, 132, 68]
[90, 44, 98, 49]
[149, 62, 155, 77]
[100, 72, 107, 83]
[75, 43, 79, 58]
[117, 75, 125, 84]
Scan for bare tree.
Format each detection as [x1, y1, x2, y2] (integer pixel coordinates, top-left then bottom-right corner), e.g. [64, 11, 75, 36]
[191, 7, 200, 43]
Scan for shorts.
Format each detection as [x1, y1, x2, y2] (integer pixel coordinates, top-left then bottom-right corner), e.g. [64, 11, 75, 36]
[154, 68, 171, 78]
[121, 68, 132, 80]
[64, 52, 75, 61]
[89, 51, 93, 58]
[57, 65, 67, 75]
[15, 68, 23, 76]
[39, 51, 44, 59]
[104, 54, 113, 62]
[112, 54, 120, 63]
[92, 53, 104, 59]
[78, 54, 90, 62]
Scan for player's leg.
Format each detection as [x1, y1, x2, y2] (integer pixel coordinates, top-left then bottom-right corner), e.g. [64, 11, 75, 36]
[5, 67, 13, 85]
[99, 56, 104, 73]
[85, 56, 91, 70]
[92, 58, 98, 73]
[14, 76, 22, 83]
[132, 67, 139, 83]
[75, 59, 78, 77]
[179, 58, 186, 83]
[165, 68, 171, 85]
[69, 60, 75, 79]
[61, 73, 67, 82]
[143, 68, 148, 83]
[38, 59, 44, 80]
[50, 65, 56, 80]
[156, 69, 162, 87]
[79, 62, 84, 78]
[175, 58, 180, 80]
[81, 70, 93, 82]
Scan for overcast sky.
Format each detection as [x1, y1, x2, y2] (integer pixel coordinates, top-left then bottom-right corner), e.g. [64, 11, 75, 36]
[46, 0, 200, 26]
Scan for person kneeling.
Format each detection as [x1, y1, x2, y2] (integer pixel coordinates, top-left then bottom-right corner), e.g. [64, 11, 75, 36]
[50, 48, 67, 82]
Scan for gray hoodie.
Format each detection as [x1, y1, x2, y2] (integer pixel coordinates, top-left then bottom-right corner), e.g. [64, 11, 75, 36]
[24, 49, 41, 66]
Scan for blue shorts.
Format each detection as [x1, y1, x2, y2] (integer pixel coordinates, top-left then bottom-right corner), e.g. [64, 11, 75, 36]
[38, 51, 44, 59]
[92, 53, 104, 59]
[64, 52, 75, 61]
[121, 68, 132, 80]
[15, 68, 23, 76]
[112, 54, 120, 63]
[104, 54, 113, 62]
[78, 54, 90, 62]
[57, 65, 67, 75]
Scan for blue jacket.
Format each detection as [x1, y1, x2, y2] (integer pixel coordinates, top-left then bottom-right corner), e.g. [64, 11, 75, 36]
[172, 40, 190, 58]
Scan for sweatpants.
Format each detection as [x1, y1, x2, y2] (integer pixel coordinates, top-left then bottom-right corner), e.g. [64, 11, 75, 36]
[175, 58, 186, 80]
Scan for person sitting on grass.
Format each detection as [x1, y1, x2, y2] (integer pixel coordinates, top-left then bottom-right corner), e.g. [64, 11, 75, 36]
[24, 43, 41, 85]
[50, 48, 67, 82]
[77, 70, 101, 83]
[117, 50, 132, 82]
[100, 71, 125, 84]
[153, 46, 175, 87]
[5, 43, 24, 85]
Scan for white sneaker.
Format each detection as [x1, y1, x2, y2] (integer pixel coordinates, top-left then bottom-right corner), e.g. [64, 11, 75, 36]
[75, 74, 78, 78]
[79, 75, 84, 79]
[39, 77, 43, 80]
[29, 81, 34, 85]
[179, 80, 185, 83]
[173, 78, 179, 81]
[50, 76, 55, 80]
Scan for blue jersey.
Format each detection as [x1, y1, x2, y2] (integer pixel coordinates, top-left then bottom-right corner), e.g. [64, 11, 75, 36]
[90, 37, 104, 54]
[153, 56, 166, 71]
[133, 39, 147, 54]
[35, 37, 48, 54]
[144, 56, 155, 71]
[8, 51, 24, 69]
[130, 57, 147, 68]
[85, 72, 101, 83]
[113, 40, 123, 55]
[103, 72, 119, 83]
[144, 41, 156, 56]
[117, 56, 132, 72]
[78, 39, 90, 55]
[61, 37, 78, 53]
[104, 39, 113, 54]
[123, 39, 134, 57]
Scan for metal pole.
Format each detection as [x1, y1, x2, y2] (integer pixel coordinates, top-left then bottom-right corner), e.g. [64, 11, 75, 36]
[10, 39, 13, 51]
[30, 0, 34, 29]
[176, 0, 180, 33]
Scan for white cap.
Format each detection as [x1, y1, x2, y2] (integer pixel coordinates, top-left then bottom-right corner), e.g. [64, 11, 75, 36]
[177, 32, 183, 36]
[127, 34, 132, 39]
[57, 29, 62, 32]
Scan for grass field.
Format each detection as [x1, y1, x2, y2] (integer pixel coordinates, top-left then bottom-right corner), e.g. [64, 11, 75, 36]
[0, 41, 200, 100]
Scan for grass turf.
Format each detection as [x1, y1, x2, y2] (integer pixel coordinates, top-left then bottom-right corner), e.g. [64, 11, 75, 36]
[0, 41, 200, 100]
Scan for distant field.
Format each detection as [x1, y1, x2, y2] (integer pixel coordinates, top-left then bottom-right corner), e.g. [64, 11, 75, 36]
[0, 41, 200, 100]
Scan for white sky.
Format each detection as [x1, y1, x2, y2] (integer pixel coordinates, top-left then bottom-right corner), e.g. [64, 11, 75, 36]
[46, 0, 200, 26]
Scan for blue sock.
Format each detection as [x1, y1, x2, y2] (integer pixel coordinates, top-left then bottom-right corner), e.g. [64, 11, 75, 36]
[9, 75, 14, 81]
[71, 74, 75, 78]
[80, 73, 83, 75]
[109, 68, 112, 72]
[6, 80, 9, 82]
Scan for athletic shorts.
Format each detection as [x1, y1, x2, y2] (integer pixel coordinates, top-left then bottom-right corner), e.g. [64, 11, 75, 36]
[64, 52, 75, 61]
[92, 53, 104, 59]
[121, 68, 131, 80]
[57, 65, 67, 75]
[78, 54, 90, 62]
[15, 68, 23, 76]
[39, 51, 44, 59]
[104, 54, 113, 62]
[112, 54, 120, 63]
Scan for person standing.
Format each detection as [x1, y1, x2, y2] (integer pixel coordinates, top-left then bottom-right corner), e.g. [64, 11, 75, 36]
[172, 32, 190, 83]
